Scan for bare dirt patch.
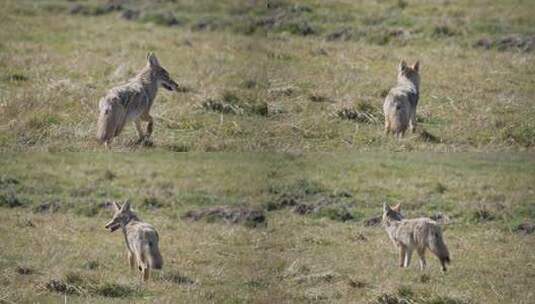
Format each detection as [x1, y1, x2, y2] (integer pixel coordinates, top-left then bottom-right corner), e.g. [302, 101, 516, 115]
[265, 180, 358, 222]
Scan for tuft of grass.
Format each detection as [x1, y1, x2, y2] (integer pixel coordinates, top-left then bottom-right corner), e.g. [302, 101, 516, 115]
[165, 143, 191, 152]
[83, 260, 100, 271]
[103, 170, 116, 181]
[268, 178, 326, 196]
[93, 282, 141, 298]
[0, 175, 20, 186]
[33, 200, 61, 213]
[45, 279, 83, 295]
[374, 287, 472, 304]
[44, 271, 89, 296]
[470, 208, 496, 223]
[200, 98, 244, 115]
[417, 129, 441, 143]
[141, 196, 166, 209]
[432, 24, 460, 38]
[25, 113, 61, 131]
[313, 205, 354, 222]
[159, 270, 196, 285]
[140, 12, 184, 27]
[16, 265, 34, 275]
[0, 192, 29, 208]
[433, 182, 447, 194]
[73, 201, 105, 217]
[4, 73, 28, 82]
[44, 272, 142, 298]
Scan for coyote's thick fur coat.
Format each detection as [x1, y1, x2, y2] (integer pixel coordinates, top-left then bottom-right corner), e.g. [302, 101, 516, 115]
[105, 201, 163, 281]
[382, 203, 450, 271]
[383, 60, 420, 138]
[96, 53, 178, 148]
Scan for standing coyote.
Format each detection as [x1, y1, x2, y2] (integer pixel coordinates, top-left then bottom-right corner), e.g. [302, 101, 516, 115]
[105, 201, 163, 281]
[382, 203, 450, 271]
[383, 60, 420, 138]
[96, 53, 179, 148]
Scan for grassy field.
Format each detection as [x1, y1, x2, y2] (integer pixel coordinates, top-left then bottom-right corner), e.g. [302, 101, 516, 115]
[0, 0, 534, 151]
[1, 1, 534, 303]
[1, 153, 535, 303]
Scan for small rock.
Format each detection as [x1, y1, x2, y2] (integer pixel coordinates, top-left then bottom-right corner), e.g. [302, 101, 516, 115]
[120, 9, 139, 21]
[516, 222, 535, 235]
[33, 201, 61, 214]
[16, 266, 34, 275]
[474, 37, 492, 49]
[348, 279, 367, 288]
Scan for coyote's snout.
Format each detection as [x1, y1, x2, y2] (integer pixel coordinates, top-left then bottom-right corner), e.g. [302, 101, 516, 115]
[96, 53, 179, 148]
[382, 203, 450, 272]
[105, 201, 163, 281]
[383, 60, 420, 138]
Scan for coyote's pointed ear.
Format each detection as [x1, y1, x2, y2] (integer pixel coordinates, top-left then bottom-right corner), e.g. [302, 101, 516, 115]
[412, 61, 420, 72]
[383, 202, 390, 213]
[147, 52, 160, 67]
[112, 201, 121, 212]
[399, 60, 408, 72]
[392, 203, 401, 212]
[122, 200, 131, 211]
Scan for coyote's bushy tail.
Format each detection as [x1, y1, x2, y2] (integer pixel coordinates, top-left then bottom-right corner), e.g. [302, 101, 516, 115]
[428, 228, 450, 271]
[392, 107, 407, 131]
[96, 101, 117, 143]
[146, 240, 163, 270]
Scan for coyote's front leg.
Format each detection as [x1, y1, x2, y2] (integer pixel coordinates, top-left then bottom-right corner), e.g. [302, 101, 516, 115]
[398, 245, 406, 267]
[417, 248, 426, 271]
[141, 112, 154, 140]
[404, 248, 413, 267]
[409, 108, 417, 133]
[384, 120, 391, 135]
[127, 251, 135, 270]
[134, 119, 145, 144]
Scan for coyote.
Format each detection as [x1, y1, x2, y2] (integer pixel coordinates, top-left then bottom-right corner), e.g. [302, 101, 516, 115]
[105, 201, 163, 281]
[383, 60, 420, 138]
[96, 53, 179, 148]
[382, 203, 450, 271]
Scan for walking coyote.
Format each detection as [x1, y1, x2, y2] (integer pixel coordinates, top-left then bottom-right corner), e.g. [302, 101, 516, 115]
[96, 53, 179, 148]
[382, 203, 450, 271]
[105, 201, 163, 281]
[383, 60, 420, 138]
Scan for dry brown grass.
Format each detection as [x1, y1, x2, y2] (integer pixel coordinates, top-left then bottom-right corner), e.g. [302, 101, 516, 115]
[0, 0, 534, 151]
[1, 153, 535, 303]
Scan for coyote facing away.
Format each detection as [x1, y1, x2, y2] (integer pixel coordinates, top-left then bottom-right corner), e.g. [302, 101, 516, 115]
[105, 201, 163, 281]
[96, 53, 179, 148]
[382, 203, 450, 271]
[383, 60, 420, 138]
